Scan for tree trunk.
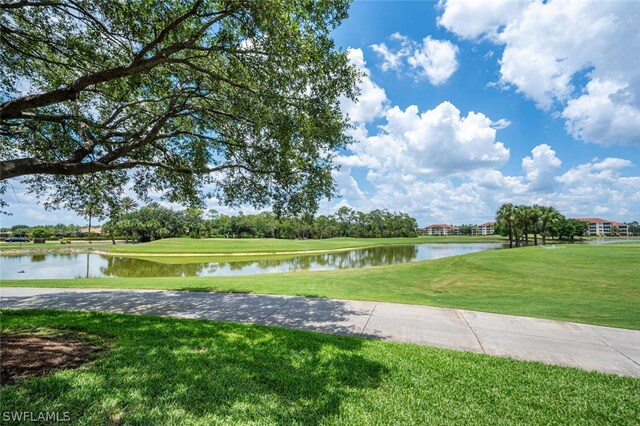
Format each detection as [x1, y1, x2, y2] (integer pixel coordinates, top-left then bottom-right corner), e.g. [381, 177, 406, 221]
[88, 214, 92, 244]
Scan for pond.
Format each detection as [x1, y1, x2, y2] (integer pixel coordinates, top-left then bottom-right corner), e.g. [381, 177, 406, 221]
[583, 238, 640, 245]
[0, 243, 505, 280]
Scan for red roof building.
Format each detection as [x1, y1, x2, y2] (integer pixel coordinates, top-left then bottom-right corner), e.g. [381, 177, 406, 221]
[575, 218, 628, 236]
[420, 224, 460, 236]
[472, 221, 496, 236]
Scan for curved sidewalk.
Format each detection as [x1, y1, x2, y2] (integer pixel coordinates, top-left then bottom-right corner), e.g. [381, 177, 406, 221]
[1, 287, 639, 378]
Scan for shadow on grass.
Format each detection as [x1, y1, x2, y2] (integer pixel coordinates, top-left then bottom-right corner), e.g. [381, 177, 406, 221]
[1, 309, 387, 424]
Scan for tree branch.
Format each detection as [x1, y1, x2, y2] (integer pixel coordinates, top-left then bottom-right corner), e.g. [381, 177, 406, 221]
[133, 0, 203, 61]
[0, 1, 60, 9]
[0, 8, 236, 120]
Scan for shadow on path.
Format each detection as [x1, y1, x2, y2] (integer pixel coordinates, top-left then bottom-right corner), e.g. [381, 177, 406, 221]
[1, 290, 382, 338]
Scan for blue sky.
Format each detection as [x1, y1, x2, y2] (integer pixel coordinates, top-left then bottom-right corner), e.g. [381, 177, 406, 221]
[2, 0, 640, 227]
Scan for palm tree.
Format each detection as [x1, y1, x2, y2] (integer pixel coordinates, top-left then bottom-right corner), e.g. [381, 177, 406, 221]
[516, 205, 534, 246]
[539, 206, 563, 245]
[121, 197, 138, 214]
[496, 203, 517, 248]
[80, 202, 103, 244]
[530, 205, 542, 246]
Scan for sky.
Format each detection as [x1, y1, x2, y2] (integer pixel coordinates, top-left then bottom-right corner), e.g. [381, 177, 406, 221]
[2, 0, 640, 228]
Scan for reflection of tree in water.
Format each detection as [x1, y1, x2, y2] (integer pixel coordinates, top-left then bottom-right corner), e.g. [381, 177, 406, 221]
[8, 245, 502, 279]
[100, 256, 209, 278]
[220, 245, 419, 271]
[98, 246, 419, 277]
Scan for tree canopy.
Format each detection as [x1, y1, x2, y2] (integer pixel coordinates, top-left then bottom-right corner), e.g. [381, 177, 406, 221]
[495, 203, 588, 247]
[0, 0, 357, 215]
[101, 204, 419, 241]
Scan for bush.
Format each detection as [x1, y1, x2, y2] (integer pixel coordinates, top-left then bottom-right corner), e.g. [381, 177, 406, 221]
[31, 228, 50, 238]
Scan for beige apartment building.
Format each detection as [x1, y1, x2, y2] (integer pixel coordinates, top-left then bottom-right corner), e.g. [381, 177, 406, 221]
[472, 221, 496, 236]
[575, 218, 629, 236]
[420, 224, 460, 236]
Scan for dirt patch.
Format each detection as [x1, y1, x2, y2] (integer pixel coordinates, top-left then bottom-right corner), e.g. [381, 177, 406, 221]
[1, 334, 104, 385]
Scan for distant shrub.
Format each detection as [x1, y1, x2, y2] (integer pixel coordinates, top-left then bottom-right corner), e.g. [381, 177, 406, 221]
[31, 228, 50, 238]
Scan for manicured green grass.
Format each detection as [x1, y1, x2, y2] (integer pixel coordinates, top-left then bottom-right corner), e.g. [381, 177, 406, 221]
[4, 245, 639, 329]
[108, 235, 508, 254]
[1, 310, 638, 425]
[0, 241, 114, 252]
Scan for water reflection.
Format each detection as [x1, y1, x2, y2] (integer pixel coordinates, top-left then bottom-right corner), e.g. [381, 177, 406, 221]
[1, 243, 504, 280]
[583, 238, 640, 245]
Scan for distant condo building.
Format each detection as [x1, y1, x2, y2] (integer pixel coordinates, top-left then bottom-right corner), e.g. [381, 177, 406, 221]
[576, 218, 629, 236]
[472, 222, 496, 236]
[420, 224, 460, 236]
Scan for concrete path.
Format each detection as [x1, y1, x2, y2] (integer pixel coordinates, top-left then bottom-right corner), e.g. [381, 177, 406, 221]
[2, 287, 639, 378]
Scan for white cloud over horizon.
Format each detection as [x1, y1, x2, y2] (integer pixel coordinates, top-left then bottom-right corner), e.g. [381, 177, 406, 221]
[326, 48, 640, 225]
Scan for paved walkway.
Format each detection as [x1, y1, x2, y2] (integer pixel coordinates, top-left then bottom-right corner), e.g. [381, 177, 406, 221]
[2, 287, 639, 378]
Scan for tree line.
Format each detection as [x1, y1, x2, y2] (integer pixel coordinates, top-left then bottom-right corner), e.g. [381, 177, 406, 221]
[98, 204, 418, 242]
[493, 204, 634, 248]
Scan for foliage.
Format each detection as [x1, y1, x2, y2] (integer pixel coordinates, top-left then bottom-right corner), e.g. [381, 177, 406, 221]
[30, 227, 50, 238]
[100, 204, 419, 241]
[496, 204, 565, 247]
[2, 310, 639, 424]
[548, 218, 588, 241]
[0, 0, 357, 218]
[456, 224, 475, 235]
[8, 224, 29, 237]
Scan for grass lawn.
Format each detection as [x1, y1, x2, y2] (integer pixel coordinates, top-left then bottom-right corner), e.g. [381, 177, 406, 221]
[0, 241, 115, 252]
[1, 310, 638, 425]
[4, 244, 639, 329]
[107, 235, 508, 254]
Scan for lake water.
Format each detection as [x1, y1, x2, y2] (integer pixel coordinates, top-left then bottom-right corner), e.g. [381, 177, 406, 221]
[584, 238, 640, 245]
[0, 243, 505, 280]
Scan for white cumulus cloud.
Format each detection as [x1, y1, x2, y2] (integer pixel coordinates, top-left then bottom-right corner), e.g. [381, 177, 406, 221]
[340, 48, 388, 124]
[407, 37, 459, 85]
[562, 79, 640, 146]
[346, 101, 510, 178]
[438, 0, 640, 146]
[437, 0, 531, 40]
[370, 34, 459, 85]
[521, 144, 562, 192]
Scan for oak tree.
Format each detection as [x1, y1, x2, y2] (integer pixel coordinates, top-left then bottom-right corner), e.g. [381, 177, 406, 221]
[0, 0, 357, 215]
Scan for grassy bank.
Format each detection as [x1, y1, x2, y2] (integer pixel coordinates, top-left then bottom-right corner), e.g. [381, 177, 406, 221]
[4, 245, 639, 329]
[0, 241, 116, 253]
[107, 236, 508, 254]
[2, 310, 638, 425]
